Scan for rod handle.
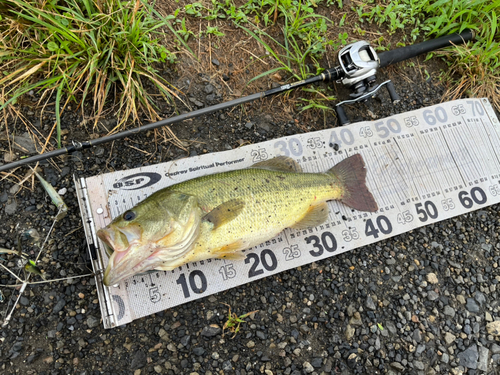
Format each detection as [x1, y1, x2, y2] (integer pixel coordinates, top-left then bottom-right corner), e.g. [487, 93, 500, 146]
[378, 29, 475, 68]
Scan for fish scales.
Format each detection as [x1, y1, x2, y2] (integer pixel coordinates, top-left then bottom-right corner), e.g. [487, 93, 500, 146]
[98, 154, 377, 285]
[164, 168, 344, 256]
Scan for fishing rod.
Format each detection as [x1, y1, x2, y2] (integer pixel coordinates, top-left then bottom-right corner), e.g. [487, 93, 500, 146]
[0, 29, 474, 173]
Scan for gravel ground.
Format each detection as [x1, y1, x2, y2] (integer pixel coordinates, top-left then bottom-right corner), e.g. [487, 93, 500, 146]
[1, 52, 500, 375]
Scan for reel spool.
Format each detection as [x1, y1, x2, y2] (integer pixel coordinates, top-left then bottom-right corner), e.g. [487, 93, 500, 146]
[335, 41, 400, 125]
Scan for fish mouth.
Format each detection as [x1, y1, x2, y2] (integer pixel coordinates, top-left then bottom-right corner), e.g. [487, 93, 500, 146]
[97, 225, 150, 286]
[102, 246, 162, 286]
[100, 211, 202, 286]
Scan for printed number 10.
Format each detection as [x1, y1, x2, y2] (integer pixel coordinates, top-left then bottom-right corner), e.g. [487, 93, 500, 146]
[176, 270, 207, 298]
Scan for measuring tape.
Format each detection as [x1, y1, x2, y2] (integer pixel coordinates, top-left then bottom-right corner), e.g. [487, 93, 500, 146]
[75, 98, 500, 329]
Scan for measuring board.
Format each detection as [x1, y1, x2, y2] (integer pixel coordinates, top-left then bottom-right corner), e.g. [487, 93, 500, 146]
[75, 98, 500, 329]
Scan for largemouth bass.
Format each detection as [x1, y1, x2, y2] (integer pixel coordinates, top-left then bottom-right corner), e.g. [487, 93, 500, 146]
[98, 154, 377, 286]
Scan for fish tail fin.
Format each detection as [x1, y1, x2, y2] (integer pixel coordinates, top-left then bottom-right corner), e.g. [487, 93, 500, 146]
[328, 154, 378, 212]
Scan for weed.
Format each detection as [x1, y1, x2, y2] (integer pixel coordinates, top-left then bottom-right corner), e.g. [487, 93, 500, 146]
[222, 303, 258, 338]
[0, 0, 181, 147]
[359, 0, 500, 110]
[205, 25, 225, 37]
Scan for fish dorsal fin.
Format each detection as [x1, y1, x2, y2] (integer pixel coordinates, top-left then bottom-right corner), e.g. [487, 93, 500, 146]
[290, 202, 329, 230]
[250, 156, 302, 172]
[203, 199, 245, 230]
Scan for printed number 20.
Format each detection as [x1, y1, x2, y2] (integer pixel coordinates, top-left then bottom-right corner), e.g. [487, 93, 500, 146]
[245, 250, 278, 278]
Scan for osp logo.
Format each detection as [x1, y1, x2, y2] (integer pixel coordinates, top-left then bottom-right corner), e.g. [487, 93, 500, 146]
[112, 172, 162, 190]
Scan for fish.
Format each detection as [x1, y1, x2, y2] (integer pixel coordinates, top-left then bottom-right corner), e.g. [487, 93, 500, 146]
[98, 154, 378, 286]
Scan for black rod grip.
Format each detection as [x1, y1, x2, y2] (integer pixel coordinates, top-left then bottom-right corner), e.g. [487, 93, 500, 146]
[378, 29, 475, 68]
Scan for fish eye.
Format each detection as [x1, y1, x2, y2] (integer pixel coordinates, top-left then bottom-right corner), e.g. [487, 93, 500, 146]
[123, 210, 136, 221]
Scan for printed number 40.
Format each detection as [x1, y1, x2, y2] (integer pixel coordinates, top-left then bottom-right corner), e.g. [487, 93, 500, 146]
[365, 215, 392, 238]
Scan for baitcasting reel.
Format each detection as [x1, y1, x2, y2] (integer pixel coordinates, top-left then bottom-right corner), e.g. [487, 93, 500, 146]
[334, 41, 400, 125]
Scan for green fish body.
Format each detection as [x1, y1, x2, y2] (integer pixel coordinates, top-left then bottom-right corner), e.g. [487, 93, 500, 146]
[98, 154, 377, 286]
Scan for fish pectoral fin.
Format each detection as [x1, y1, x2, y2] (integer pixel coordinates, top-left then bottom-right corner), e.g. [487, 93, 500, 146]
[250, 156, 303, 172]
[213, 239, 246, 260]
[203, 199, 245, 230]
[291, 202, 329, 230]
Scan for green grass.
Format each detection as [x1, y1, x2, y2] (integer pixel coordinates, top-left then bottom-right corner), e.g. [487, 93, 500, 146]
[175, 0, 340, 115]
[359, 0, 500, 109]
[0, 0, 181, 147]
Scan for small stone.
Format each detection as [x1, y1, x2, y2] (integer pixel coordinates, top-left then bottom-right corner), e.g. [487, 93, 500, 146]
[204, 84, 214, 94]
[413, 329, 422, 342]
[485, 311, 493, 322]
[247, 341, 255, 348]
[52, 299, 66, 314]
[428, 291, 439, 301]
[441, 353, 449, 364]
[302, 361, 314, 373]
[256, 331, 267, 339]
[444, 332, 456, 345]
[474, 291, 486, 306]
[311, 357, 322, 368]
[456, 295, 466, 304]
[390, 362, 405, 371]
[193, 347, 205, 356]
[9, 184, 20, 195]
[86, 315, 100, 328]
[386, 321, 397, 335]
[130, 350, 147, 370]
[201, 324, 221, 338]
[444, 306, 455, 318]
[189, 97, 204, 108]
[366, 295, 376, 311]
[414, 360, 424, 370]
[5, 200, 17, 215]
[211, 58, 220, 66]
[486, 321, 500, 336]
[478, 346, 489, 371]
[349, 312, 363, 326]
[346, 325, 355, 340]
[458, 344, 478, 369]
[466, 298, 480, 313]
[426, 273, 438, 284]
[491, 343, 500, 354]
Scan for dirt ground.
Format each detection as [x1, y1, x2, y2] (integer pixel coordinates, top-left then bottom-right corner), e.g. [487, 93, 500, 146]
[1, 2, 499, 375]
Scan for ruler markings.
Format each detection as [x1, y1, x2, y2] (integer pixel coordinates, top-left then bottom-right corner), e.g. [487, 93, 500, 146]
[441, 126, 470, 185]
[383, 144, 408, 204]
[392, 138, 420, 200]
[434, 129, 463, 191]
[367, 140, 393, 207]
[478, 118, 500, 176]
[416, 133, 443, 196]
[462, 118, 488, 179]
[404, 136, 434, 194]
[76, 99, 500, 328]
[424, 132, 452, 197]
[453, 121, 482, 182]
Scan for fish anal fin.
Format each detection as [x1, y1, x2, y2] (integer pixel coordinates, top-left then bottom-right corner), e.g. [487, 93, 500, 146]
[329, 154, 378, 212]
[291, 202, 329, 230]
[250, 156, 303, 172]
[203, 199, 245, 230]
[213, 239, 246, 260]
